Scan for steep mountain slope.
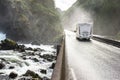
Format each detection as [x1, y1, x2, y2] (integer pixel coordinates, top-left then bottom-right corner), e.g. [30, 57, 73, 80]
[77, 0, 120, 37]
[0, 0, 63, 44]
[63, 0, 120, 39]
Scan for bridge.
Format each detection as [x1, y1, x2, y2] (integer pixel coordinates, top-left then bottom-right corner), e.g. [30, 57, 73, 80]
[51, 0, 120, 79]
[51, 30, 120, 80]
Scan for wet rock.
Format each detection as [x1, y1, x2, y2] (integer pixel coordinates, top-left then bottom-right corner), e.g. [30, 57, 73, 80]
[0, 39, 35, 52]
[40, 69, 47, 74]
[0, 62, 5, 69]
[27, 52, 35, 56]
[0, 58, 6, 61]
[9, 72, 18, 79]
[40, 54, 56, 62]
[42, 77, 50, 80]
[9, 66, 15, 69]
[18, 76, 32, 80]
[32, 58, 39, 62]
[49, 63, 55, 69]
[20, 54, 27, 60]
[25, 47, 33, 51]
[0, 39, 18, 50]
[42, 59, 47, 62]
[52, 51, 56, 54]
[17, 45, 25, 52]
[47, 58, 54, 62]
[0, 72, 4, 74]
[28, 56, 32, 59]
[35, 48, 44, 52]
[56, 45, 61, 55]
[0, 46, 1, 50]
[33, 48, 38, 52]
[23, 70, 42, 79]
[22, 56, 27, 60]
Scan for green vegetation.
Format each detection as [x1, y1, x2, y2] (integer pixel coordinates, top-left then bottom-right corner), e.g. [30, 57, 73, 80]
[71, 0, 120, 39]
[0, 0, 63, 44]
[0, 39, 18, 50]
[63, 0, 120, 39]
[77, 0, 120, 13]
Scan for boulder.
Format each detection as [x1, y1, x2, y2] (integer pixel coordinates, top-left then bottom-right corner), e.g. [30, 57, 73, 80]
[49, 63, 55, 69]
[0, 39, 27, 52]
[0, 58, 6, 61]
[9, 72, 18, 79]
[17, 45, 25, 52]
[22, 56, 27, 60]
[23, 70, 42, 80]
[42, 77, 50, 80]
[40, 69, 47, 74]
[25, 47, 33, 51]
[0, 39, 18, 50]
[9, 66, 15, 69]
[33, 48, 38, 52]
[32, 58, 39, 62]
[40, 54, 56, 62]
[0, 62, 5, 69]
[0, 72, 4, 74]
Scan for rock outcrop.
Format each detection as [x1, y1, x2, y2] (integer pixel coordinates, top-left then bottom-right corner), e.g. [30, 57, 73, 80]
[76, 0, 120, 37]
[0, 0, 63, 44]
[64, 0, 120, 39]
[0, 39, 18, 50]
[23, 70, 42, 80]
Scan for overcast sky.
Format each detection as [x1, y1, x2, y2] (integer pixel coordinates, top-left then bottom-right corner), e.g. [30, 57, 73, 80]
[54, 0, 77, 11]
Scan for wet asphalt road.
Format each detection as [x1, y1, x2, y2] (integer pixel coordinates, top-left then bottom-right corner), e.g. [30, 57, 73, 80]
[65, 30, 120, 80]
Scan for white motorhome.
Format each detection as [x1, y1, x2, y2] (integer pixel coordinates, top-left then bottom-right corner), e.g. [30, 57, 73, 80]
[76, 23, 92, 40]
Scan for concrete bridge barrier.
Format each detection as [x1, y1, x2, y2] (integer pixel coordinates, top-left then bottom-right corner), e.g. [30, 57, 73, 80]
[51, 38, 66, 80]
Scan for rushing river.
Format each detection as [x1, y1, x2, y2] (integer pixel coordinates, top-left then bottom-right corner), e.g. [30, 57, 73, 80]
[0, 32, 56, 80]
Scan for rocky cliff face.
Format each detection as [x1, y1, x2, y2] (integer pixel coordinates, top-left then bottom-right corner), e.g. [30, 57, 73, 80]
[0, 0, 63, 44]
[64, 0, 120, 39]
[77, 0, 120, 38]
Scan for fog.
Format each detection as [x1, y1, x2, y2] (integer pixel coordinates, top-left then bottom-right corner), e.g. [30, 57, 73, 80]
[62, 7, 93, 31]
[0, 0, 63, 44]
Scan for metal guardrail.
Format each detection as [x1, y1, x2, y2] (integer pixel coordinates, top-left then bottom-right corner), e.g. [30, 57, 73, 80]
[92, 35, 120, 48]
[51, 38, 65, 80]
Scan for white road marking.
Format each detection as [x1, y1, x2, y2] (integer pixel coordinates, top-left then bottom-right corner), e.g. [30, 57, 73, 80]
[69, 68, 77, 80]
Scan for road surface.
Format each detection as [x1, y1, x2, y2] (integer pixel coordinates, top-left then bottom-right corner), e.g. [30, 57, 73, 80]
[65, 30, 120, 80]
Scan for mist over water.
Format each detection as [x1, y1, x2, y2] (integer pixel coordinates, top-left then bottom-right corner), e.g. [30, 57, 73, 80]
[62, 7, 93, 30]
[0, 32, 6, 41]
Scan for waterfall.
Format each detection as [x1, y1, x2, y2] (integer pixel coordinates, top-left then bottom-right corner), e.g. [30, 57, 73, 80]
[0, 32, 6, 41]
